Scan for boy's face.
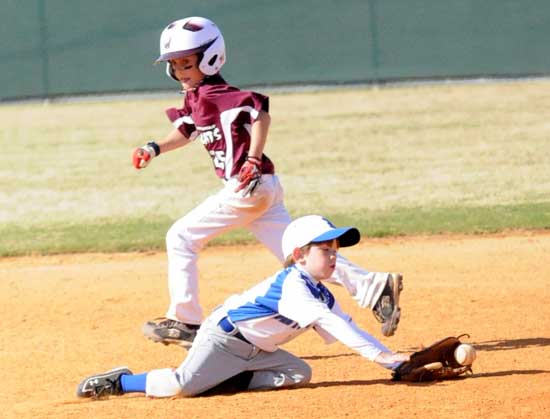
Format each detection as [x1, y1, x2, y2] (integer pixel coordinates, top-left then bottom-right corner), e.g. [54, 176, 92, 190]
[298, 240, 339, 281]
[169, 54, 205, 91]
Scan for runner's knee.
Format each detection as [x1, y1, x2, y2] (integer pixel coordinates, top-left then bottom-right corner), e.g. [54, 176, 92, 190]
[166, 223, 196, 253]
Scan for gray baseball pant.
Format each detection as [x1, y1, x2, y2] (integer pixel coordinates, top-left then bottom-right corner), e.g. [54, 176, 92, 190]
[172, 318, 312, 396]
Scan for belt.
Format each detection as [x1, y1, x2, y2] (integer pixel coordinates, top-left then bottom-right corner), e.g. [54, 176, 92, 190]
[218, 316, 252, 344]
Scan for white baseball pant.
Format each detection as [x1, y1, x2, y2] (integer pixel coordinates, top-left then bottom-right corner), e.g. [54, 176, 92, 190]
[165, 174, 290, 324]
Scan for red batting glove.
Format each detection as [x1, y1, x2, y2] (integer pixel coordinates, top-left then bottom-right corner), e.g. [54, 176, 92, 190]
[132, 142, 159, 169]
[235, 157, 262, 195]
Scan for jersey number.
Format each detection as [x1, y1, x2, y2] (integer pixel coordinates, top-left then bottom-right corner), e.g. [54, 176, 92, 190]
[209, 150, 226, 170]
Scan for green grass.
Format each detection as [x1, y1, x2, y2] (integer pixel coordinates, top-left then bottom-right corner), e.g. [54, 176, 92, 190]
[1, 202, 549, 257]
[2, 80, 550, 256]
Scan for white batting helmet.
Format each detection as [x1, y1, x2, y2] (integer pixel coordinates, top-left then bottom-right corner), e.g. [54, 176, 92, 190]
[156, 16, 226, 80]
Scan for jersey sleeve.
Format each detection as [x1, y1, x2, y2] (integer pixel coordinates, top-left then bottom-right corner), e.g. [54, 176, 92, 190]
[165, 105, 196, 139]
[247, 91, 269, 115]
[279, 279, 389, 361]
[313, 301, 392, 361]
[219, 90, 269, 123]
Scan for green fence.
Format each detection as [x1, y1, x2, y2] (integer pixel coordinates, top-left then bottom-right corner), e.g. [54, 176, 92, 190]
[2, 0, 550, 100]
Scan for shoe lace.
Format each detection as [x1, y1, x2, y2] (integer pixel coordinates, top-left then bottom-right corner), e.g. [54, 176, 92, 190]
[152, 317, 181, 328]
[373, 286, 395, 322]
[154, 317, 199, 330]
[92, 377, 119, 399]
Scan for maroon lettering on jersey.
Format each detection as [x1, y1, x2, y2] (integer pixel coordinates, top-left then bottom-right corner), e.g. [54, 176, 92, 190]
[165, 74, 275, 179]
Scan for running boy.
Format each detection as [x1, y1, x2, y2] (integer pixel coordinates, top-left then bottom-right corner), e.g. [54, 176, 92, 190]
[77, 215, 409, 399]
[132, 16, 403, 347]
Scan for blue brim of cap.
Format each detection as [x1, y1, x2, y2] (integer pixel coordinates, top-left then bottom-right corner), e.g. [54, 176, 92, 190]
[311, 227, 360, 248]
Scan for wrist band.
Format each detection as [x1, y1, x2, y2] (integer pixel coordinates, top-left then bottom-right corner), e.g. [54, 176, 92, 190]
[147, 141, 161, 156]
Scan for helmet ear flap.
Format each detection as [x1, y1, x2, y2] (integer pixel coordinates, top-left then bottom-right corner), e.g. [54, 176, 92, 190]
[198, 35, 225, 76]
[166, 62, 178, 81]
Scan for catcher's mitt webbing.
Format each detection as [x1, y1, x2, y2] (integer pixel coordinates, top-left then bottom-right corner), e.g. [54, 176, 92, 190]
[392, 334, 473, 382]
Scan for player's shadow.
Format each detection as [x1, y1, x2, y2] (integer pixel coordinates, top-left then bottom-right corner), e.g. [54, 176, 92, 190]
[472, 369, 550, 378]
[303, 378, 393, 388]
[201, 377, 396, 396]
[470, 337, 550, 351]
[301, 353, 356, 361]
[305, 368, 550, 389]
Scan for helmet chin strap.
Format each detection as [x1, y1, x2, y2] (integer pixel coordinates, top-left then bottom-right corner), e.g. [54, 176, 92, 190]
[179, 87, 196, 95]
[178, 77, 208, 94]
[179, 83, 198, 94]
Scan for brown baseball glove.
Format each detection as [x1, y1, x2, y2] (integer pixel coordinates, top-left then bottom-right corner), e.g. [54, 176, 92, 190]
[392, 334, 474, 382]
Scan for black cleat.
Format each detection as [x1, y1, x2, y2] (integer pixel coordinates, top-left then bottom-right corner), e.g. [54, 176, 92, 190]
[142, 317, 200, 348]
[373, 273, 403, 337]
[76, 367, 132, 399]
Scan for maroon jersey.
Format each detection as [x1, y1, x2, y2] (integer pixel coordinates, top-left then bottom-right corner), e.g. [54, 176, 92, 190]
[166, 75, 275, 180]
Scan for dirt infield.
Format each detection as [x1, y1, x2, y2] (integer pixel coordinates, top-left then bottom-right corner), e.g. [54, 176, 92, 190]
[2, 232, 549, 418]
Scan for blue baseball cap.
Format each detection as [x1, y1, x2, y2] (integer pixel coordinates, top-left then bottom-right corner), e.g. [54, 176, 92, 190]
[282, 215, 360, 259]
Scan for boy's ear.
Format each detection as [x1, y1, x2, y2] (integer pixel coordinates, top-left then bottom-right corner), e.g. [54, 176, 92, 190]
[292, 247, 305, 263]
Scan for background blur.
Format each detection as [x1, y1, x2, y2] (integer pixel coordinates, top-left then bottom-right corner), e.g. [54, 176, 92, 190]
[3, 0, 550, 101]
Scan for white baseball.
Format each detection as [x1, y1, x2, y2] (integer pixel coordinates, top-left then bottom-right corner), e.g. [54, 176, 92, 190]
[454, 344, 477, 365]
